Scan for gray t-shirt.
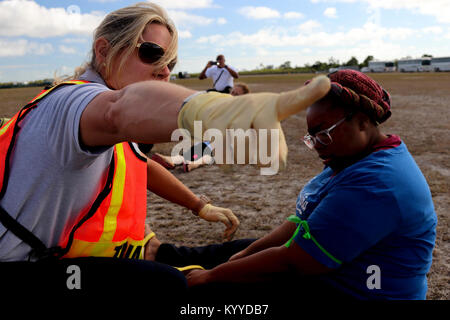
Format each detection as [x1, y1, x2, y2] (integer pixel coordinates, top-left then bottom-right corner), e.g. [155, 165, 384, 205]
[0, 69, 111, 261]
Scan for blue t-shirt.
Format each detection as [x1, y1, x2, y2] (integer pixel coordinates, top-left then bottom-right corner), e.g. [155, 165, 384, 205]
[293, 142, 436, 300]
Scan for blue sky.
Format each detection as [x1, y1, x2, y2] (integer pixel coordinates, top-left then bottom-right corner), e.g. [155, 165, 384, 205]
[1, 0, 449, 82]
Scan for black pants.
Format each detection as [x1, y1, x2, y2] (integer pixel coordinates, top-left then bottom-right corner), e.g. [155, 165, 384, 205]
[1, 239, 353, 303]
[0, 239, 253, 299]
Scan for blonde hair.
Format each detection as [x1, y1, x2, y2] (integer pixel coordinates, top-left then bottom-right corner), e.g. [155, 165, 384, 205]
[56, 2, 178, 85]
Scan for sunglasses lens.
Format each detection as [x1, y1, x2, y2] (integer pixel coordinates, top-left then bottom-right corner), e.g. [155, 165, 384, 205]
[138, 42, 164, 64]
[167, 59, 177, 71]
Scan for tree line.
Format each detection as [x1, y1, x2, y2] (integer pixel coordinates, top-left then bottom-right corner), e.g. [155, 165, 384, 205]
[0, 54, 435, 87]
[239, 54, 433, 75]
[0, 79, 53, 89]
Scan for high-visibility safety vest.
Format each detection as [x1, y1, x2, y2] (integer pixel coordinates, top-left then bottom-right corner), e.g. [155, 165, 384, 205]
[0, 80, 150, 260]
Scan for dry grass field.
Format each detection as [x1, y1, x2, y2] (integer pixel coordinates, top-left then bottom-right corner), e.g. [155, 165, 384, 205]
[0, 72, 448, 299]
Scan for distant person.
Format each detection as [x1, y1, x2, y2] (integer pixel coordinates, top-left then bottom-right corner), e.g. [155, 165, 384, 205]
[152, 141, 214, 173]
[199, 55, 239, 93]
[231, 82, 250, 96]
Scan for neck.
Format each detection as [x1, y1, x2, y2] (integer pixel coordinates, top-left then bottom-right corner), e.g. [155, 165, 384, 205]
[330, 131, 388, 173]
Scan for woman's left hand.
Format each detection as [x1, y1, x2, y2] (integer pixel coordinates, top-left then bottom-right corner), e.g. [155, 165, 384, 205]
[198, 204, 240, 241]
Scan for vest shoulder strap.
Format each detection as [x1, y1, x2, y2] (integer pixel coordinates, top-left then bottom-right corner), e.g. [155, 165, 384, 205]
[0, 80, 91, 260]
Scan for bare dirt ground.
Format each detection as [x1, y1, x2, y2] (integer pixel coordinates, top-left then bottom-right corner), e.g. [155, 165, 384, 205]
[1, 72, 448, 299]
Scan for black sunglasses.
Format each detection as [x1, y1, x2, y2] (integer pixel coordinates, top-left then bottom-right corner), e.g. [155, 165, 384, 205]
[136, 42, 177, 71]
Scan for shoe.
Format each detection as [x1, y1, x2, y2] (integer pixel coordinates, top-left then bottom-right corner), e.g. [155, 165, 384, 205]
[183, 163, 190, 173]
[151, 154, 175, 170]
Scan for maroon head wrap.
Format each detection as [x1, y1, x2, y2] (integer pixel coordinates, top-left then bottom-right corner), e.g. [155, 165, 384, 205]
[307, 70, 392, 124]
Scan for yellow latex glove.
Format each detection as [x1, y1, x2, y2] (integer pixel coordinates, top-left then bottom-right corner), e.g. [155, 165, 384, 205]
[198, 204, 240, 241]
[178, 76, 331, 172]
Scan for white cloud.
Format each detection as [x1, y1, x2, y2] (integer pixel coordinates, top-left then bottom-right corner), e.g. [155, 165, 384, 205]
[298, 20, 322, 33]
[59, 45, 77, 54]
[195, 22, 416, 52]
[311, 0, 450, 24]
[168, 10, 214, 28]
[217, 17, 227, 25]
[422, 26, 443, 35]
[62, 38, 88, 44]
[238, 6, 281, 20]
[324, 7, 338, 18]
[284, 12, 305, 19]
[149, 0, 217, 10]
[0, 1, 104, 38]
[0, 38, 53, 57]
[178, 30, 193, 39]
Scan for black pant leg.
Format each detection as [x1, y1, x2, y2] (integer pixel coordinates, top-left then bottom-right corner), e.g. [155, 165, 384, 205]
[155, 239, 256, 269]
[0, 257, 187, 298]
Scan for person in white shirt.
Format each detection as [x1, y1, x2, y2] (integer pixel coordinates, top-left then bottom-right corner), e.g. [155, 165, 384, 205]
[199, 55, 239, 93]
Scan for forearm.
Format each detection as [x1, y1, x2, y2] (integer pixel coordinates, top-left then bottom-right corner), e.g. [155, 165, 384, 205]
[208, 246, 291, 283]
[189, 240, 332, 286]
[147, 159, 204, 213]
[242, 221, 297, 256]
[199, 67, 208, 79]
[226, 66, 239, 79]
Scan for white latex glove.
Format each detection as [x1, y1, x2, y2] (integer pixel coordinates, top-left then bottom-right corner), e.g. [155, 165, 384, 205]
[198, 204, 239, 241]
[178, 76, 331, 172]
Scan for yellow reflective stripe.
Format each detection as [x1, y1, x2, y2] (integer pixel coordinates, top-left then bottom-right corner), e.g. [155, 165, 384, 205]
[30, 80, 88, 103]
[66, 237, 147, 259]
[176, 265, 205, 272]
[98, 143, 127, 242]
[0, 114, 18, 136]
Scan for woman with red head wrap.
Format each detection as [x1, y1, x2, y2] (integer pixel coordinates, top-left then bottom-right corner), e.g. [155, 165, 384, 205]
[185, 70, 437, 301]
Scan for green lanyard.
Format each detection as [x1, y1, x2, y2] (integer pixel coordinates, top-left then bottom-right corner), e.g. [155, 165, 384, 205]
[285, 215, 342, 265]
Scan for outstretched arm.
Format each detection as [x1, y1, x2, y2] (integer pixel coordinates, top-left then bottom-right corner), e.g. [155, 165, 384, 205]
[186, 240, 332, 286]
[80, 80, 195, 148]
[80, 76, 331, 170]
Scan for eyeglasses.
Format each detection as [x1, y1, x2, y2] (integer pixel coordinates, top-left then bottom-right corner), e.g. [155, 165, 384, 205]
[303, 113, 353, 149]
[136, 42, 177, 71]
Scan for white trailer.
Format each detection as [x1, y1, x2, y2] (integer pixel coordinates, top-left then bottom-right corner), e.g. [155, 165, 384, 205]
[398, 58, 432, 72]
[368, 61, 396, 72]
[431, 56, 450, 72]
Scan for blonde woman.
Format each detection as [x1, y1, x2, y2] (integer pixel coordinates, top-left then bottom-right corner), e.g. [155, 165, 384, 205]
[0, 2, 330, 295]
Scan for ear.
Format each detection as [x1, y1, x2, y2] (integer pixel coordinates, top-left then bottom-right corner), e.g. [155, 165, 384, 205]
[357, 113, 371, 131]
[94, 37, 110, 66]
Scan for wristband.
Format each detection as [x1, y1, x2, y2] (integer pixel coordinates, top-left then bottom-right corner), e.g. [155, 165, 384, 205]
[192, 194, 211, 216]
